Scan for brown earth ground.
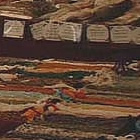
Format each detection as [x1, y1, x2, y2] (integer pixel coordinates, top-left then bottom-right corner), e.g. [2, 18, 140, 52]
[0, 58, 139, 139]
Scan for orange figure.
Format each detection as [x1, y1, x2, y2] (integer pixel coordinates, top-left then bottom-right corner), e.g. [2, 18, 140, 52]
[21, 105, 44, 123]
[22, 99, 61, 123]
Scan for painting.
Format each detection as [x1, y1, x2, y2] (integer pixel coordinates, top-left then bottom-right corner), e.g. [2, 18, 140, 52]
[0, 0, 140, 139]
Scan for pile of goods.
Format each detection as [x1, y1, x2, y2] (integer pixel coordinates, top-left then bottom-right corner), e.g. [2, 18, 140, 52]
[0, 0, 57, 18]
[43, 0, 133, 23]
[0, 0, 139, 25]
[40, 0, 139, 25]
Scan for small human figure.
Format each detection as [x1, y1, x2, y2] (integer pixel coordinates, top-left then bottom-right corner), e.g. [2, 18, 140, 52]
[21, 98, 61, 123]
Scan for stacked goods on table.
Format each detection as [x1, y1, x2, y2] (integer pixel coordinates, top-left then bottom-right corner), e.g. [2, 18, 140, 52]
[0, 0, 139, 48]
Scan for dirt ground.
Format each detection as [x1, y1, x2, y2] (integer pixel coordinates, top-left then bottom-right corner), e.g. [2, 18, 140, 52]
[0, 58, 139, 139]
